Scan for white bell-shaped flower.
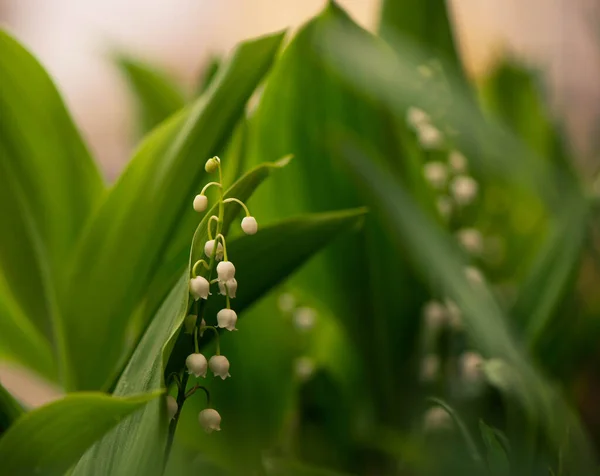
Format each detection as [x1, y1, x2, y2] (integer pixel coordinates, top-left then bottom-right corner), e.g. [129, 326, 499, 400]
[456, 228, 483, 255]
[293, 307, 317, 331]
[294, 356, 315, 381]
[419, 354, 440, 382]
[193, 194, 208, 212]
[423, 161, 448, 189]
[204, 239, 224, 260]
[241, 216, 258, 235]
[204, 157, 220, 173]
[216, 261, 235, 281]
[277, 293, 295, 313]
[406, 107, 429, 129]
[459, 351, 484, 384]
[450, 175, 478, 205]
[218, 278, 237, 298]
[418, 124, 443, 149]
[444, 299, 462, 330]
[422, 301, 447, 331]
[186, 353, 208, 378]
[217, 308, 238, 331]
[189, 276, 210, 300]
[423, 406, 452, 432]
[166, 395, 178, 420]
[464, 266, 484, 286]
[209, 355, 231, 379]
[198, 408, 221, 433]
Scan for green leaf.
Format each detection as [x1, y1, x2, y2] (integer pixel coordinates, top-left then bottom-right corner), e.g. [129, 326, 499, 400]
[479, 420, 510, 476]
[0, 391, 159, 476]
[60, 30, 285, 391]
[72, 275, 188, 476]
[0, 383, 23, 433]
[379, 0, 464, 77]
[196, 55, 221, 95]
[337, 142, 598, 475]
[115, 55, 186, 135]
[0, 30, 104, 374]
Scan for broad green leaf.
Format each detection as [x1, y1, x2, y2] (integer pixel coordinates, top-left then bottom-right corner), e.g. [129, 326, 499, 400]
[249, 2, 427, 426]
[116, 55, 186, 135]
[0, 391, 159, 476]
[0, 383, 23, 433]
[0, 30, 103, 374]
[196, 55, 221, 95]
[379, 0, 464, 79]
[61, 31, 285, 391]
[72, 275, 188, 476]
[338, 142, 597, 475]
[0, 274, 56, 378]
[479, 420, 510, 476]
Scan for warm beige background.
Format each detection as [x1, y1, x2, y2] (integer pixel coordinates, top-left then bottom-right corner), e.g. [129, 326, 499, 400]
[1, 0, 599, 179]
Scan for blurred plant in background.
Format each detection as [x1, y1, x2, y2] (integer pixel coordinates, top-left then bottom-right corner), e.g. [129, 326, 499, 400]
[1, 1, 600, 475]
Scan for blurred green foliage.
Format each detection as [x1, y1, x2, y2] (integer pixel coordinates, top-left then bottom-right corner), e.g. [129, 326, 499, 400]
[1, 0, 599, 475]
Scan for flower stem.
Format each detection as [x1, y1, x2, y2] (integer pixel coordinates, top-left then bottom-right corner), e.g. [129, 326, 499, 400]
[223, 197, 251, 217]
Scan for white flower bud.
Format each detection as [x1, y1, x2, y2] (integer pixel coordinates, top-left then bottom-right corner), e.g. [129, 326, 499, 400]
[448, 150, 467, 173]
[456, 228, 483, 255]
[209, 355, 231, 379]
[204, 239, 224, 260]
[406, 107, 429, 129]
[294, 356, 315, 381]
[241, 216, 258, 235]
[189, 276, 210, 300]
[217, 308, 238, 331]
[420, 354, 440, 382]
[423, 161, 448, 189]
[423, 406, 452, 432]
[293, 307, 316, 331]
[418, 124, 443, 149]
[459, 351, 484, 384]
[436, 195, 453, 219]
[193, 194, 208, 212]
[422, 301, 447, 331]
[204, 157, 220, 173]
[218, 278, 237, 298]
[166, 395, 178, 420]
[216, 261, 235, 281]
[450, 175, 478, 205]
[464, 266, 484, 286]
[277, 293, 296, 313]
[186, 353, 208, 378]
[198, 408, 221, 433]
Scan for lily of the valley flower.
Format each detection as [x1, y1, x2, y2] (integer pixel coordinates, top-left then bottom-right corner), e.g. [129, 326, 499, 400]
[204, 239, 224, 260]
[189, 276, 210, 300]
[218, 278, 237, 298]
[418, 124, 443, 149]
[423, 406, 452, 432]
[186, 353, 208, 378]
[198, 408, 221, 433]
[209, 355, 231, 380]
[450, 175, 478, 205]
[448, 150, 467, 173]
[293, 307, 317, 331]
[241, 216, 258, 235]
[205, 156, 220, 173]
[459, 351, 484, 384]
[216, 261, 235, 281]
[422, 300, 448, 330]
[406, 107, 429, 129]
[166, 395, 178, 420]
[456, 228, 483, 255]
[217, 308, 238, 331]
[193, 194, 208, 212]
[423, 161, 448, 189]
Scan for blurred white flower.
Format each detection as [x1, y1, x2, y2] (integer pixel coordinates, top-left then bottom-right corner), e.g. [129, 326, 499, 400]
[198, 408, 221, 433]
[456, 228, 483, 255]
[166, 395, 178, 420]
[459, 351, 484, 384]
[444, 299, 462, 330]
[216, 261, 235, 281]
[186, 353, 208, 378]
[450, 175, 478, 205]
[193, 194, 208, 212]
[436, 195, 453, 219]
[464, 266, 484, 286]
[448, 150, 468, 173]
[241, 216, 258, 235]
[277, 293, 296, 313]
[293, 307, 317, 331]
[204, 239, 224, 260]
[418, 124, 443, 149]
[420, 354, 440, 382]
[406, 107, 430, 129]
[209, 355, 231, 380]
[217, 308, 238, 331]
[294, 356, 315, 381]
[422, 300, 447, 331]
[189, 276, 210, 300]
[423, 406, 452, 432]
[423, 161, 449, 189]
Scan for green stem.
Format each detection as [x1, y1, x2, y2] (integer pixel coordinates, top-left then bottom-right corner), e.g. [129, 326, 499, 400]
[200, 181, 222, 195]
[214, 233, 228, 261]
[223, 197, 251, 217]
[202, 326, 221, 355]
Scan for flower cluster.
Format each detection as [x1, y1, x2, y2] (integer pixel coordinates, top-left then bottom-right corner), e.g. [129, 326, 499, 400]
[166, 156, 259, 434]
